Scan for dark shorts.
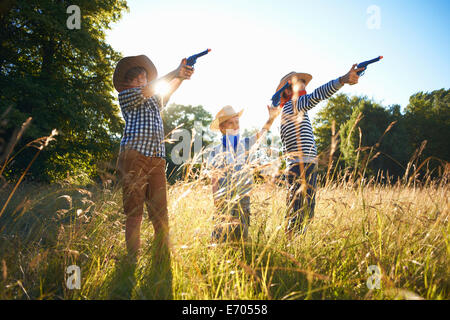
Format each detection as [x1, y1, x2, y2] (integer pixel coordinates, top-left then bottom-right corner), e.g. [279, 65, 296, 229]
[286, 162, 318, 232]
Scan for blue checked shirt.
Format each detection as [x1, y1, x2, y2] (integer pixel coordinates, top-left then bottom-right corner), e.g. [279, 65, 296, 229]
[118, 87, 167, 157]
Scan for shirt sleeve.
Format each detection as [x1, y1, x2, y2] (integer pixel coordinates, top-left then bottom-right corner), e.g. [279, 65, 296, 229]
[149, 94, 169, 110]
[118, 87, 145, 110]
[295, 78, 343, 113]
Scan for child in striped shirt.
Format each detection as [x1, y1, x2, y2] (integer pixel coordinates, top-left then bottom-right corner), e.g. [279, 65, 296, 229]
[275, 64, 364, 237]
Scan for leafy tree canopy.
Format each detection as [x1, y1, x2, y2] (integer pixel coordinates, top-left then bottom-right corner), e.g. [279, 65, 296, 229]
[0, 0, 128, 183]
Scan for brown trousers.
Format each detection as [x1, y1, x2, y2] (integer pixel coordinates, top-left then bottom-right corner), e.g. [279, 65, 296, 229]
[117, 148, 168, 256]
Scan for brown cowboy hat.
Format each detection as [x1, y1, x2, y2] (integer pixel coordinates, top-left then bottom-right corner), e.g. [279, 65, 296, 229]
[113, 55, 158, 92]
[276, 71, 313, 92]
[210, 105, 244, 131]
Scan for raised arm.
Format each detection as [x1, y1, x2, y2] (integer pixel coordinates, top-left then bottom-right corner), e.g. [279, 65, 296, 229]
[257, 105, 281, 139]
[142, 58, 194, 104]
[296, 64, 364, 113]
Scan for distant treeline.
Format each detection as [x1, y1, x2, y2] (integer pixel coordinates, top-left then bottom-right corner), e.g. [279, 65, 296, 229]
[313, 91, 449, 179]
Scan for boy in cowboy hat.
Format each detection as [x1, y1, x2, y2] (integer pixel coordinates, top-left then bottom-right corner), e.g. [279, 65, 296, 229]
[113, 54, 194, 258]
[275, 64, 364, 237]
[207, 105, 280, 242]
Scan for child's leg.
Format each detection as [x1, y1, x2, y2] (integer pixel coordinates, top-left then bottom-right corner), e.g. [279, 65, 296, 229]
[303, 163, 318, 223]
[118, 149, 148, 256]
[286, 163, 318, 234]
[242, 196, 251, 228]
[236, 196, 250, 240]
[145, 158, 170, 261]
[286, 164, 304, 232]
[212, 202, 229, 242]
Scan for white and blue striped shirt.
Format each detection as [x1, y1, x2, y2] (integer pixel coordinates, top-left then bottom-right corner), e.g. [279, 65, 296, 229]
[280, 78, 343, 165]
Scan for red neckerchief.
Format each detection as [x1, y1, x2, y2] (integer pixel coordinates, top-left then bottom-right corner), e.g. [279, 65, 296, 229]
[280, 90, 307, 108]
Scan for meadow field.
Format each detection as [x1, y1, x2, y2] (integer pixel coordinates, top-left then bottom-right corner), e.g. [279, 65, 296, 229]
[0, 170, 448, 300]
[1, 0, 449, 303]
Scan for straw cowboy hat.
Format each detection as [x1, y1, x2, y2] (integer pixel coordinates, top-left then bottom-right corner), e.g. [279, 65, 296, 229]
[276, 71, 313, 92]
[113, 55, 158, 92]
[210, 105, 244, 130]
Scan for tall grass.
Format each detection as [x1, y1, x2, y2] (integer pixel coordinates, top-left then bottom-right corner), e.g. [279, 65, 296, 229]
[0, 162, 448, 299]
[0, 116, 448, 300]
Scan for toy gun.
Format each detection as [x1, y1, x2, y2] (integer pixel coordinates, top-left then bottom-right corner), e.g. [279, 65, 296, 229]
[271, 81, 291, 107]
[357, 56, 383, 76]
[186, 49, 211, 67]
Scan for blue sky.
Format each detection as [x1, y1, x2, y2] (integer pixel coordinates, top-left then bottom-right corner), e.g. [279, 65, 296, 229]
[106, 0, 450, 131]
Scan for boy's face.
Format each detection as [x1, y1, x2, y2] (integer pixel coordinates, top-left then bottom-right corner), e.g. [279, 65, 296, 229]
[219, 116, 240, 135]
[129, 71, 148, 88]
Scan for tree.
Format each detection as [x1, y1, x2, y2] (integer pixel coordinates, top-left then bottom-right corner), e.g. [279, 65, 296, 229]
[313, 93, 364, 156]
[0, 0, 128, 183]
[161, 103, 213, 182]
[340, 100, 411, 178]
[404, 89, 450, 167]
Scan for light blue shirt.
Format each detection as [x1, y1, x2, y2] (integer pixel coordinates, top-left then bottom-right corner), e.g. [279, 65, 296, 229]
[206, 134, 260, 201]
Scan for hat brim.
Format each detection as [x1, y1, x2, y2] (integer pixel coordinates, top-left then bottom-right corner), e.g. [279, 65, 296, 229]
[113, 55, 158, 92]
[210, 109, 244, 131]
[276, 72, 313, 92]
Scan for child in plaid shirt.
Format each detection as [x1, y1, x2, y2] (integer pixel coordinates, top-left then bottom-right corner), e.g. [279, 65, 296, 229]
[113, 55, 194, 259]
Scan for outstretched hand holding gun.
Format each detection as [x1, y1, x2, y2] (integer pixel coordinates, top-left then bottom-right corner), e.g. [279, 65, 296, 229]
[339, 56, 383, 85]
[163, 49, 212, 95]
[142, 57, 194, 99]
[143, 49, 211, 100]
[186, 48, 211, 67]
[175, 58, 194, 79]
[356, 56, 383, 76]
[338, 64, 365, 85]
[146, 48, 211, 95]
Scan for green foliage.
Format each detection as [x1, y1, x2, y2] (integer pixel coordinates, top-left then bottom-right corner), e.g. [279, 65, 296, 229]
[313, 93, 363, 155]
[0, 0, 128, 182]
[314, 90, 449, 179]
[339, 100, 411, 177]
[404, 89, 450, 163]
[161, 103, 213, 182]
[44, 149, 96, 184]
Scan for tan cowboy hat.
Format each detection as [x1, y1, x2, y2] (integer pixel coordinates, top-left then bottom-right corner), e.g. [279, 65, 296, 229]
[113, 55, 158, 92]
[210, 105, 244, 131]
[276, 71, 313, 92]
